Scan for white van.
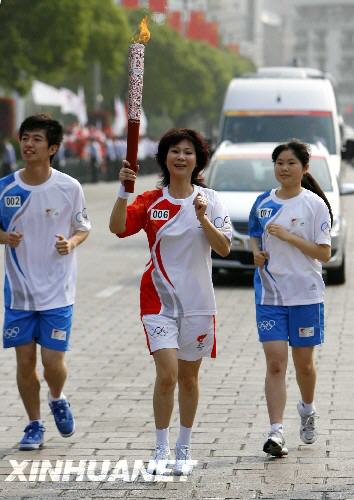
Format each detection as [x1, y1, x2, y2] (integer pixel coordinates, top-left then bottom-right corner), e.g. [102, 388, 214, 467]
[219, 67, 342, 178]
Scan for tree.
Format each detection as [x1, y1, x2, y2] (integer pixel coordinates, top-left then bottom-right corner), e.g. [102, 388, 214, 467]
[56, 1, 130, 112]
[123, 10, 255, 135]
[0, 0, 89, 94]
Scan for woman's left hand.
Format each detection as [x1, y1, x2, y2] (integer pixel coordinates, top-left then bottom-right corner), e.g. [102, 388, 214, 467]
[267, 223, 291, 242]
[193, 193, 208, 221]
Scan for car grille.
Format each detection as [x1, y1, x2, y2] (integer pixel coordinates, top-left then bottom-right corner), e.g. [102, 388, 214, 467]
[232, 221, 249, 235]
[212, 250, 254, 265]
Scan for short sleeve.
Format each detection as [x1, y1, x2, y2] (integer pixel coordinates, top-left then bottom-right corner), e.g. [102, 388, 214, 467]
[210, 191, 233, 241]
[72, 183, 91, 232]
[117, 193, 148, 238]
[248, 196, 262, 238]
[314, 199, 331, 246]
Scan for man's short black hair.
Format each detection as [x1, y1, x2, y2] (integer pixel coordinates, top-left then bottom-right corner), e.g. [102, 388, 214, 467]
[19, 114, 63, 148]
[19, 114, 64, 163]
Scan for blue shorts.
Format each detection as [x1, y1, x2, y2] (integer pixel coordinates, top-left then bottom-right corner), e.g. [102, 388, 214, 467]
[256, 303, 324, 347]
[3, 306, 73, 351]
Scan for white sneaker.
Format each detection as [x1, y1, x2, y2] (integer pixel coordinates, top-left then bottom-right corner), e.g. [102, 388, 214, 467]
[174, 444, 194, 476]
[263, 430, 288, 457]
[297, 401, 318, 444]
[146, 445, 170, 475]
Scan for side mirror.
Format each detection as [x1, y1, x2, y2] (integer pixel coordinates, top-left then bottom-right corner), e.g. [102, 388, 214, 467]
[342, 139, 354, 161]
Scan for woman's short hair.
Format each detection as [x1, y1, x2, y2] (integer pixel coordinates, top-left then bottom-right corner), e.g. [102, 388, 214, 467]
[156, 128, 209, 186]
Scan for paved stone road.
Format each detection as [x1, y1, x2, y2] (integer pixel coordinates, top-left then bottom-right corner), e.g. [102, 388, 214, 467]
[1, 169, 354, 499]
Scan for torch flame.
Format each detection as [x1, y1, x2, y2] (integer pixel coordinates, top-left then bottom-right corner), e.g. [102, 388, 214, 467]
[132, 16, 150, 44]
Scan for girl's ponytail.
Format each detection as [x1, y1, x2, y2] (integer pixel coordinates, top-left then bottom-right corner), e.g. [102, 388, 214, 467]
[301, 172, 333, 226]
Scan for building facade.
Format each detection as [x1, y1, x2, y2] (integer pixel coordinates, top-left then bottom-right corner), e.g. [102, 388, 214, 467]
[292, 0, 354, 123]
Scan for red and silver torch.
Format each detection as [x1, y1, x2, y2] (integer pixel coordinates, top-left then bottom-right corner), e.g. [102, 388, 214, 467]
[124, 16, 151, 193]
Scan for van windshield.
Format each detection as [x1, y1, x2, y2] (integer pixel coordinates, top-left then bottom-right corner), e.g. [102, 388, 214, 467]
[221, 114, 336, 154]
[208, 157, 333, 192]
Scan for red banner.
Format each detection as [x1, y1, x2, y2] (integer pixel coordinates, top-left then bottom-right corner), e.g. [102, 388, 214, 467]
[149, 0, 166, 13]
[187, 11, 205, 40]
[186, 11, 219, 47]
[205, 21, 219, 47]
[122, 0, 139, 8]
[167, 11, 182, 33]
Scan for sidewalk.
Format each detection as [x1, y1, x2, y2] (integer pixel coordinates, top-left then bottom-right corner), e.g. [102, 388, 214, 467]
[1, 173, 354, 499]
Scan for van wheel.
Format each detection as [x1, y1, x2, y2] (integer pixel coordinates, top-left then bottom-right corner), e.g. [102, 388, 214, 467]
[326, 256, 346, 285]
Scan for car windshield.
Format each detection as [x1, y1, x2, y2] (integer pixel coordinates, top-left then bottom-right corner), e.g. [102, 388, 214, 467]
[222, 114, 336, 154]
[208, 156, 333, 192]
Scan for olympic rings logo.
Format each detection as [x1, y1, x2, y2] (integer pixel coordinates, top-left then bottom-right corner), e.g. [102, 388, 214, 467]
[149, 326, 168, 338]
[4, 327, 20, 339]
[257, 320, 275, 331]
[213, 215, 231, 230]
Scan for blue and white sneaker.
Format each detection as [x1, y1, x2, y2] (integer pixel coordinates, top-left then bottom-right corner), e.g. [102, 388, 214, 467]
[19, 421, 45, 450]
[48, 394, 75, 437]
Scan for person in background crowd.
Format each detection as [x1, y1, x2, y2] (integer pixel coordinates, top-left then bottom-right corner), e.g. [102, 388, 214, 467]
[0, 136, 17, 177]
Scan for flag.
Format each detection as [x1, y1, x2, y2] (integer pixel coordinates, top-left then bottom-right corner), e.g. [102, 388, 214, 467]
[60, 87, 87, 125]
[77, 86, 88, 126]
[113, 97, 127, 136]
[139, 106, 148, 136]
[32, 80, 63, 106]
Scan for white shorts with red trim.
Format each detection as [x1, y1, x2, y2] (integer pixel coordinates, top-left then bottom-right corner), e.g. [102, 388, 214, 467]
[141, 314, 216, 361]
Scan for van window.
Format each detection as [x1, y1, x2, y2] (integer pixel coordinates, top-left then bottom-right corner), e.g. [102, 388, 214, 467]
[208, 157, 333, 192]
[222, 114, 336, 154]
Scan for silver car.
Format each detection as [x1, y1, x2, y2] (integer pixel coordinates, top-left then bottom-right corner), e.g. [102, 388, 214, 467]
[206, 142, 354, 285]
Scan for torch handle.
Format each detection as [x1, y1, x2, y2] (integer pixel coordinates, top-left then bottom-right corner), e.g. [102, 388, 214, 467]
[124, 120, 140, 193]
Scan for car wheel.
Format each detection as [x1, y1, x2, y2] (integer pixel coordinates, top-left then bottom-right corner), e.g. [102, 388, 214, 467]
[326, 255, 346, 285]
[212, 268, 221, 284]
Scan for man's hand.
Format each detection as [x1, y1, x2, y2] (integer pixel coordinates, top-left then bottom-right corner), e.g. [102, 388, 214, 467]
[7, 231, 23, 248]
[55, 234, 74, 255]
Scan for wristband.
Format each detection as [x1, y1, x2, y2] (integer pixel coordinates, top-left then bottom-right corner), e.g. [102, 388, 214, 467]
[118, 184, 130, 200]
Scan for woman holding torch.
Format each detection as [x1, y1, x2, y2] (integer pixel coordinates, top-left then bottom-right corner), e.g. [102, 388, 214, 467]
[109, 128, 232, 475]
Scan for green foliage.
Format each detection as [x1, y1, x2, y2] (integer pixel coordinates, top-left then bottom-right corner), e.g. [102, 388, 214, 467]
[0, 0, 255, 131]
[54, 1, 130, 112]
[124, 12, 254, 132]
[0, 0, 89, 93]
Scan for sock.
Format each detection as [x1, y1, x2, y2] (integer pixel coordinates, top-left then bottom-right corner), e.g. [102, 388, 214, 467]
[29, 419, 43, 425]
[270, 423, 283, 433]
[176, 425, 192, 447]
[156, 428, 169, 448]
[300, 401, 315, 415]
[49, 392, 66, 402]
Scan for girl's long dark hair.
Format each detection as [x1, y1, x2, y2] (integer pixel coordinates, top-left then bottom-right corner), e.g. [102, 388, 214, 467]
[272, 140, 333, 226]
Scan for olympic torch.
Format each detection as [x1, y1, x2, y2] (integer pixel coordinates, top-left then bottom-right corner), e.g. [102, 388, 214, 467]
[124, 16, 151, 193]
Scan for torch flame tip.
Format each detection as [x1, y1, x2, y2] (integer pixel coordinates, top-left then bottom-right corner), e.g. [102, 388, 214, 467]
[132, 16, 150, 45]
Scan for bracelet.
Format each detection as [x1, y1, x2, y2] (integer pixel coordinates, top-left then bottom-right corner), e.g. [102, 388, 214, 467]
[118, 184, 130, 200]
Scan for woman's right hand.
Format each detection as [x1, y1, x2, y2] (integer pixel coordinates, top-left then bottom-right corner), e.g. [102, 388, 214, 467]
[253, 250, 269, 268]
[119, 160, 138, 184]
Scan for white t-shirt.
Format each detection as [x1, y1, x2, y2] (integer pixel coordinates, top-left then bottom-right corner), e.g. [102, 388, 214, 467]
[118, 185, 232, 317]
[0, 169, 91, 310]
[249, 188, 331, 306]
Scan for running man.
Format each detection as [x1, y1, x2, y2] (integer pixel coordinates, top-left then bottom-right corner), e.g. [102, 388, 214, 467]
[0, 114, 91, 450]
